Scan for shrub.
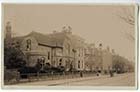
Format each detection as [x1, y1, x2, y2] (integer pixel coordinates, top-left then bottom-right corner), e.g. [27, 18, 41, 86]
[4, 69, 20, 84]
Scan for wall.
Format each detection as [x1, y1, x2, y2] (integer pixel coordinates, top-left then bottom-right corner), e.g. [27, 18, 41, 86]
[102, 50, 112, 72]
[20, 36, 52, 67]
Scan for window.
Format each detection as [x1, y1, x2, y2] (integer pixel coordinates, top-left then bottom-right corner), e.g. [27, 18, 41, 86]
[68, 44, 70, 55]
[48, 52, 50, 60]
[81, 49, 83, 57]
[26, 39, 31, 51]
[81, 60, 83, 68]
[16, 41, 20, 48]
[36, 57, 45, 70]
[78, 60, 80, 68]
[59, 59, 62, 66]
[79, 49, 80, 57]
[65, 43, 70, 55]
[67, 44, 70, 55]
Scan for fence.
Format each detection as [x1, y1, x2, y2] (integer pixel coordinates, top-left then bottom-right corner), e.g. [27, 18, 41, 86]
[4, 71, 97, 85]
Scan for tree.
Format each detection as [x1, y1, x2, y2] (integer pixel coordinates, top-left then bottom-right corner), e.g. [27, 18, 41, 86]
[116, 5, 139, 42]
[112, 55, 134, 73]
[4, 46, 27, 69]
[117, 9, 135, 26]
[112, 55, 125, 73]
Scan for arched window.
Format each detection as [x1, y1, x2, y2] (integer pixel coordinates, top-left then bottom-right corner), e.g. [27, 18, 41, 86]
[79, 48, 80, 57]
[68, 44, 70, 55]
[26, 39, 31, 51]
[59, 58, 62, 66]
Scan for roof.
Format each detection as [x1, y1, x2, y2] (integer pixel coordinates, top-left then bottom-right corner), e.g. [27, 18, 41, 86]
[70, 34, 85, 48]
[12, 30, 86, 49]
[12, 31, 70, 48]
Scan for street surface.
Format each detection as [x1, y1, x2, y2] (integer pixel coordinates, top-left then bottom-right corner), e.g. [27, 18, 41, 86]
[14, 73, 135, 86]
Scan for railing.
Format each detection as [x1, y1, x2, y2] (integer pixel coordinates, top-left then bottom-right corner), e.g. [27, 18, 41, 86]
[5, 71, 97, 85]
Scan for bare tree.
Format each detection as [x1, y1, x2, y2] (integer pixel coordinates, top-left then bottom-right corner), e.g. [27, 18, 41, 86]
[116, 5, 139, 42]
[117, 8, 135, 26]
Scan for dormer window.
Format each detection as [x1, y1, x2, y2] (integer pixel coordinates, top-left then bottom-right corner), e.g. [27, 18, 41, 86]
[26, 39, 31, 51]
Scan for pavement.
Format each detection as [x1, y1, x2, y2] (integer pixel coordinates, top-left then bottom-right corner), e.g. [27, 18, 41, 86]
[13, 72, 135, 86]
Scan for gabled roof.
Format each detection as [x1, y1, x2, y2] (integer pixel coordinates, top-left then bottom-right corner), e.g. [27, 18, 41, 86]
[12, 31, 69, 48]
[12, 30, 86, 49]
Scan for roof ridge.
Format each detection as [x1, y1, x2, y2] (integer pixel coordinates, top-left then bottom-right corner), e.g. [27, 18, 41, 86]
[28, 31, 48, 36]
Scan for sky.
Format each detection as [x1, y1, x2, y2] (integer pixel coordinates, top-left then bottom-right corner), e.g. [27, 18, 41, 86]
[2, 4, 136, 61]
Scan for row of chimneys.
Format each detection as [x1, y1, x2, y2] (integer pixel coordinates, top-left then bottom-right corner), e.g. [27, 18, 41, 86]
[99, 44, 115, 54]
[90, 43, 115, 54]
[53, 26, 72, 34]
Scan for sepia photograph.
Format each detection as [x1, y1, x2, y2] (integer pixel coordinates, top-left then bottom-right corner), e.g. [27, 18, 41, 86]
[1, 3, 138, 89]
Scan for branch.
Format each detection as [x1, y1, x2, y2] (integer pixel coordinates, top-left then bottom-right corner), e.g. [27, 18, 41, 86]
[124, 31, 135, 41]
[117, 14, 134, 25]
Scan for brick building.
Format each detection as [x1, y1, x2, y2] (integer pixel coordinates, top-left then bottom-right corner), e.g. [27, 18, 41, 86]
[5, 23, 85, 71]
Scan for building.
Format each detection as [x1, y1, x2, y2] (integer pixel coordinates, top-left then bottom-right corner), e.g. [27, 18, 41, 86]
[50, 26, 85, 71]
[84, 43, 113, 73]
[70, 33, 85, 71]
[4, 22, 113, 72]
[5, 23, 85, 71]
[49, 26, 85, 71]
[84, 43, 96, 71]
[12, 32, 53, 67]
[102, 46, 113, 73]
[84, 43, 103, 72]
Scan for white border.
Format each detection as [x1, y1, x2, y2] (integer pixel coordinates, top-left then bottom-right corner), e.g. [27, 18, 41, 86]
[0, 0, 139, 91]
[0, 0, 138, 4]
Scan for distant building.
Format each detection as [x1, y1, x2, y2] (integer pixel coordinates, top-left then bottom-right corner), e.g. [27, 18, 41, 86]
[85, 43, 103, 72]
[84, 43, 113, 73]
[102, 46, 113, 73]
[84, 43, 96, 71]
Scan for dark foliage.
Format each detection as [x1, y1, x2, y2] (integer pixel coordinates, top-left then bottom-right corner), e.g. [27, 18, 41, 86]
[4, 46, 26, 69]
[18, 66, 38, 78]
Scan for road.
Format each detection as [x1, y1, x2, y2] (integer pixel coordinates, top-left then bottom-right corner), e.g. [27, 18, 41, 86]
[15, 73, 135, 86]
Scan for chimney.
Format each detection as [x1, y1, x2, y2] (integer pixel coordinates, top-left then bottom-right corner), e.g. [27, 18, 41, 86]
[62, 26, 67, 33]
[5, 21, 12, 39]
[68, 26, 72, 34]
[99, 43, 102, 50]
[5, 21, 12, 47]
[62, 26, 72, 34]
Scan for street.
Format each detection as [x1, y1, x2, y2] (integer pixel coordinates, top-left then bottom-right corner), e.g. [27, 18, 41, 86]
[14, 72, 135, 86]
